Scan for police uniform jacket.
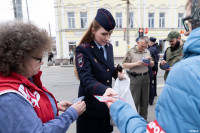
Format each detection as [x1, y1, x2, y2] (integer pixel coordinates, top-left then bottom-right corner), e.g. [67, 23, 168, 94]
[75, 41, 115, 118]
[147, 44, 159, 76]
[149, 44, 159, 71]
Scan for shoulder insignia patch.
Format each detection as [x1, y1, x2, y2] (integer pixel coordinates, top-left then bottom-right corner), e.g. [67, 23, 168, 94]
[77, 53, 84, 67]
[81, 43, 91, 48]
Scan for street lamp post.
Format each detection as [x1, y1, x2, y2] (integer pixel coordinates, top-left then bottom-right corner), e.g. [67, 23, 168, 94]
[122, 0, 130, 51]
[26, 0, 30, 21]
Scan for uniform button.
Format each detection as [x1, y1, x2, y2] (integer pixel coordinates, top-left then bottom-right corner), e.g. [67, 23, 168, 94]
[107, 80, 109, 83]
[107, 69, 109, 71]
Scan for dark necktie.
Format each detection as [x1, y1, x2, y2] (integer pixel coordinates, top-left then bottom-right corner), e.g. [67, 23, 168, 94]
[100, 47, 106, 60]
[100, 47, 104, 55]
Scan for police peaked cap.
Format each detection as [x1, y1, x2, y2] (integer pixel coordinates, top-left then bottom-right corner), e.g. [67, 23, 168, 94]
[149, 37, 157, 42]
[95, 8, 116, 31]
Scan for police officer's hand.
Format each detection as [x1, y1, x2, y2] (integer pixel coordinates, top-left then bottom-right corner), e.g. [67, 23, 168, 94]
[118, 70, 125, 80]
[57, 100, 72, 112]
[103, 88, 118, 97]
[71, 100, 86, 116]
[145, 56, 152, 60]
[161, 60, 167, 65]
[135, 60, 144, 66]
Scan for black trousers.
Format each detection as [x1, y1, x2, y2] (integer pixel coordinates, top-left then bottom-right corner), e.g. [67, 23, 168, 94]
[70, 57, 74, 64]
[76, 116, 113, 133]
[149, 72, 157, 105]
[48, 57, 52, 62]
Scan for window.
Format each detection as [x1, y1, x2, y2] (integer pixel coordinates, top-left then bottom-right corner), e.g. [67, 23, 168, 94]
[159, 40, 164, 54]
[129, 12, 134, 28]
[159, 13, 165, 28]
[68, 42, 76, 52]
[116, 12, 122, 28]
[178, 13, 184, 28]
[68, 12, 75, 28]
[68, 42, 76, 45]
[148, 13, 154, 28]
[80, 12, 87, 28]
[115, 41, 119, 46]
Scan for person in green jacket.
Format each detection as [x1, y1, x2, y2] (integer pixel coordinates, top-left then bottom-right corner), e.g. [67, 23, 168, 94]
[160, 31, 184, 80]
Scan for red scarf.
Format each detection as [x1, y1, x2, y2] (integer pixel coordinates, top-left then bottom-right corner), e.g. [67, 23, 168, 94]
[0, 71, 58, 123]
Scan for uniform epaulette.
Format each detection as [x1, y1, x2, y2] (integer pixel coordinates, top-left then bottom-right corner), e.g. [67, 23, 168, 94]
[80, 43, 91, 48]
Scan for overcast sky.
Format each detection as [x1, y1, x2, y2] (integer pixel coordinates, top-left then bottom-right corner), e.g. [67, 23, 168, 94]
[0, 0, 56, 36]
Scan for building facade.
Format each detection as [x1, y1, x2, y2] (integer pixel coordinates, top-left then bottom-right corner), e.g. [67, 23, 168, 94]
[55, 0, 187, 60]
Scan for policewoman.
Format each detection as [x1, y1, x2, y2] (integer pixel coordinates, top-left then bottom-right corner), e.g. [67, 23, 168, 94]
[75, 8, 117, 133]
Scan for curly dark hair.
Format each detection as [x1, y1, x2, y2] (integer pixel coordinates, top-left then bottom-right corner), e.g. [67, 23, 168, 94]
[0, 21, 52, 76]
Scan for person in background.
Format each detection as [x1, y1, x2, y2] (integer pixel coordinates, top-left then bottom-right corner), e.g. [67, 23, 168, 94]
[160, 31, 184, 80]
[148, 37, 160, 105]
[135, 37, 140, 43]
[104, 0, 200, 132]
[122, 36, 154, 120]
[75, 8, 124, 133]
[0, 21, 86, 133]
[69, 49, 74, 64]
[48, 51, 54, 62]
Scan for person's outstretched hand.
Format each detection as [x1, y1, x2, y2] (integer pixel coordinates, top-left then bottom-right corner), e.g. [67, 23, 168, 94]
[103, 88, 118, 109]
[105, 96, 118, 109]
[57, 101, 72, 112]
[71, 100, 86, 116]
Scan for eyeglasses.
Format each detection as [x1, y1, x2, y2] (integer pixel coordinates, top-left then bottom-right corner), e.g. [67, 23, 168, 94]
[32, 57, 42, 63]
[182, 16, 192, 32]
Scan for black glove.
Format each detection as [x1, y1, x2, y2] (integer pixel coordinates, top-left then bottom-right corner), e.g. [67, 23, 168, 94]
[113, 64, 123, 80]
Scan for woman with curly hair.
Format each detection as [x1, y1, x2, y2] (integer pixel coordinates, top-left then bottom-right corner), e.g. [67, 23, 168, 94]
[0, 21, 86, 133]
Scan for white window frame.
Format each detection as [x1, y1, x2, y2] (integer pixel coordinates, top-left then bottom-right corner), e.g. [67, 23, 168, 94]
[148, 13, 154, 28]
[80, 12, 87, 28]
[178, 13, 184, 28]
[67, 12, 75, 29]
[129, 12, 134, 28]
[159, 12, 165, 28]
[116, 12, 122, 28]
